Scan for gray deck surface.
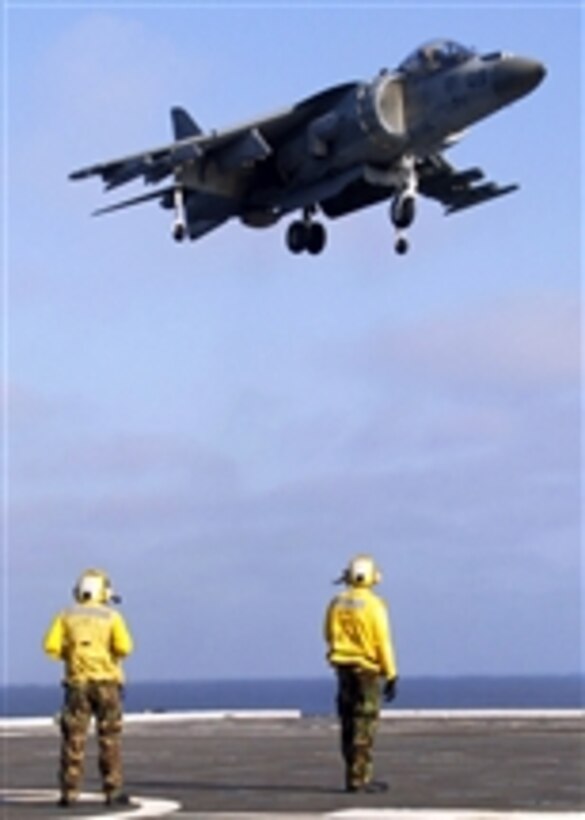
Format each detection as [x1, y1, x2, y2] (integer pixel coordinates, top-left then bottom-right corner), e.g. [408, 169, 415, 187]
[2, 713, 584, 818]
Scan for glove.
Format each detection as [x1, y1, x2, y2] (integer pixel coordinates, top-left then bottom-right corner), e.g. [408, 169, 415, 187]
[383, 678, 398, 703]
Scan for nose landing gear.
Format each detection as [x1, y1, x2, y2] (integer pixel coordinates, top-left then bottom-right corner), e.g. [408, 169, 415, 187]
[390, 192, 416, 255]
[389, 154, 419, 255]
[394, 235, 409, 255]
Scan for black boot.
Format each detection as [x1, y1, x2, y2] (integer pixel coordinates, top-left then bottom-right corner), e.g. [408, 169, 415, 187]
[362, 779, 389, 793]
[104, 791, 132, 806]
[56, 793, 77, 807]
[346, 779, 389, 794]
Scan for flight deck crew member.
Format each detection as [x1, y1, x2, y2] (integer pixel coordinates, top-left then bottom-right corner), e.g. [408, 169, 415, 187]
[43, 568, 134, 808]
[324, 555, 398, 793]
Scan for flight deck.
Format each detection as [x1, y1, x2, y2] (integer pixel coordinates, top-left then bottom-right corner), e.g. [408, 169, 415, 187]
[2, 711, 584, 819]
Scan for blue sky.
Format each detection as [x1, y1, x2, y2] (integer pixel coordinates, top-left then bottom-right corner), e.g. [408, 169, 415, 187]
[2, 1, 582, 685]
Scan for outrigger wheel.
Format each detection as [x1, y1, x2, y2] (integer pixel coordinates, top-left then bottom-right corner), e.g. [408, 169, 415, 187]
[172, 222, 186, 242]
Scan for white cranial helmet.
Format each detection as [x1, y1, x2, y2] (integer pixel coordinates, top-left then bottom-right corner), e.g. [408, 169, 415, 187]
[74, 569, 114, 604]
[346, 555, 382, 587]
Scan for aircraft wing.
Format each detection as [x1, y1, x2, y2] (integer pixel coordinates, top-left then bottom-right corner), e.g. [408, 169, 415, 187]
[69, 82, 358, 191]
[70, 140, 204, 189]
[416, 154, 518, 214]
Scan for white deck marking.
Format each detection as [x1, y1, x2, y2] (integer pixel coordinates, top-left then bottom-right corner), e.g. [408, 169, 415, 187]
[3, 713, 583, 817]
[2, 791, 582, 819]
[0, 788, 180, 817]
[329, 811, 585, 819]
[1, 709, 583, 733]
[176, 812, 585, 819]
[0, 709, 302, 732]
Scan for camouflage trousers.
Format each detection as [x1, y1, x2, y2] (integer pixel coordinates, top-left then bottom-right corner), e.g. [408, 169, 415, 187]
[335, 666, 381, 789]
[59, 681, 124, 799]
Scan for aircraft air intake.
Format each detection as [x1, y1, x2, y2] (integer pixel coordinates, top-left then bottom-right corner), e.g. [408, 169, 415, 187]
[356, 73, 406, 147]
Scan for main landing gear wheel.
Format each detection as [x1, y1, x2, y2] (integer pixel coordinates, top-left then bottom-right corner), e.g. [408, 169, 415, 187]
[306, 222, 326, 255]
[286, 220, 307, 254]
[286, 220, 327, 255]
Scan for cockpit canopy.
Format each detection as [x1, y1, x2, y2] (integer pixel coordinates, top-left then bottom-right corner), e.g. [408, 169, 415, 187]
[398, 39, 475, 77]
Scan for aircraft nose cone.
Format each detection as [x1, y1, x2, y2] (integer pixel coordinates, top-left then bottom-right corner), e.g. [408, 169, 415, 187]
[493, 57, 546, 100]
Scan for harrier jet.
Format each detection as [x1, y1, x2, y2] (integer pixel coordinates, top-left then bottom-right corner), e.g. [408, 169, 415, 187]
[70, 39, 546, 255]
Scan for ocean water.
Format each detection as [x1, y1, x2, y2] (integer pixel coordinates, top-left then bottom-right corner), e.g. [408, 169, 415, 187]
[1, 676, 583, 718]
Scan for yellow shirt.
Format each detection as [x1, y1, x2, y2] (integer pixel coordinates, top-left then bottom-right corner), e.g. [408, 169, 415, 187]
[43, 602, 133, 684]
[324, 586, 397, 679]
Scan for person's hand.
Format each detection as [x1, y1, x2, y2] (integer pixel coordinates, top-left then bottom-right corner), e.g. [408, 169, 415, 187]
[383, 678, 398, 703]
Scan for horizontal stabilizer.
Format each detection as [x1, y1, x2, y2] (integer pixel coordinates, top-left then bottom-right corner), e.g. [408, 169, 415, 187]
[92, 186, 175, 216]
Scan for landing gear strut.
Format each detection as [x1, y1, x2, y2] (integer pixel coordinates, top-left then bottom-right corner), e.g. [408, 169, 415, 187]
[389, 155, 418, 255]
[391, 194, 416, 255]
[172, 186, 187, 242]
[286, 207, 327, 255]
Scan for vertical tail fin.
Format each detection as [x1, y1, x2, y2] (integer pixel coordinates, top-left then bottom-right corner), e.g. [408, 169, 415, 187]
[171, 107, 203, 139]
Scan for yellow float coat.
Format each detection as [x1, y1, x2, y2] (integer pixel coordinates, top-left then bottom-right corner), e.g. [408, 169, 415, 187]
[44, 603, 133, 684]
[324, 586, 397, 679]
